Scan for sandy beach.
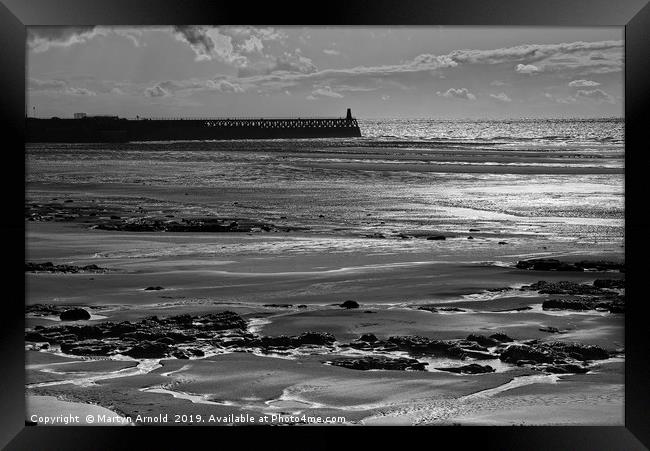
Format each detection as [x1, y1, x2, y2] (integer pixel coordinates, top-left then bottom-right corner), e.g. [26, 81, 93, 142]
[24, 137, 624, 426]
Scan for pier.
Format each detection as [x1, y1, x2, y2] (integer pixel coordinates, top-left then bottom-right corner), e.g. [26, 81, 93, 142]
[26, 109, 362, 142]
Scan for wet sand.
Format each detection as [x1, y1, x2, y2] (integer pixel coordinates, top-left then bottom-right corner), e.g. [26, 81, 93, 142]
[24, 142, 624, 426]
[25, 221, 624, 426]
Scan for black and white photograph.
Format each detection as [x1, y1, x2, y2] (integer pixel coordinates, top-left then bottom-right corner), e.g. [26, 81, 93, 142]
[24, 24, 626, 427]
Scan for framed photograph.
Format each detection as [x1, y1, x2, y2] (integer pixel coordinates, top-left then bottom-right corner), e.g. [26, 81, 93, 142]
[1, 0, 649, 449]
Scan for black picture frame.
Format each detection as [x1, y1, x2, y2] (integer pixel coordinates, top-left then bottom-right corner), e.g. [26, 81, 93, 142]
[1, 0, 649, 449]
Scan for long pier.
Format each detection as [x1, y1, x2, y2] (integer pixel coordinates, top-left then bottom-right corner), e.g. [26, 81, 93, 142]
[26, 109, 362, 142]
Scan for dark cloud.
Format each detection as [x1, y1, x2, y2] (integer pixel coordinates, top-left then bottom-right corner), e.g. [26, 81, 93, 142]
[172, 26, 215, 59]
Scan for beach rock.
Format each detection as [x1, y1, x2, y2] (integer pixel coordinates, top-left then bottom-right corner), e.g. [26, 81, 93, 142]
[124, 341, 170, 358]
[545, 363, 589, 374]
[418, 306, 438, 313]
[359, 333, 378, 343]
[144, 286, 164, 291]
[469, 228, 480, 232]
[542, 299, 593, 311]
[439, 307, 465, 312]
[26, 262, 107, 273]
[467, 236, 474, 240]
[263, 304, 293, 308]
[498, 241, 507, 245]
[196, 311, 247, 330]
[522, 280, 602, 296]
[543, 342, 609, 361]
[340, 300, 360, 309]
[388, 336, 466, 358]
[435, 364, 495, 374]
[171, 350, 189, 359]
[426, 235, 446, 241]
[539, 326, 565, 334]
[295, 332, 336, 346]
[59, 308, 91, 321]
[495, 306, 532, 312]
[500, 344, 554, 364]
[328, 356, 427, 371]
[489, 333, 514, 343]
[466, 334, 499, 347]
[60, 340, 118, 356]
[593, 279, 625, 289]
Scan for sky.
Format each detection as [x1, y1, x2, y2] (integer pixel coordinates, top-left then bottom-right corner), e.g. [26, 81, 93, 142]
[27, 26, 624, 119]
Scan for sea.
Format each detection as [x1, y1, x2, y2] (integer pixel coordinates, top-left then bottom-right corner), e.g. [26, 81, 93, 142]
[26, 118, 625, 255]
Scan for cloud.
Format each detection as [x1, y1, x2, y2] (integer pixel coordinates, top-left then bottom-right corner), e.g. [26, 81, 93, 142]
[27, 27, 106, 52]
[65, 87, 96, 96]
[449, 40, 622, 65]
[29, 77, 97, 96]
[489, 92, 512, 103]
[381, 95, 390, 101]
[323, 49, 341, 56]
[310, 86, 343, 98]
[575, 88, 614, 103]
[206, 79, 244, 93]
[436, 88, 476, 100]
[515, 64, 540, 74]
[240, 35, 263, 53]
[568, 79, 601, 87]
[29, 78, 67, 90]
[172, 26, 247, 66]
[490, 80, 508, 86]
[27, 26, 158, 52]
[144, 84, 171, 97]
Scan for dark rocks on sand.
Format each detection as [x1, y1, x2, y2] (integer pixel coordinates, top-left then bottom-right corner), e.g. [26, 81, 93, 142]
[516, 258, 624, 272]
[124, 341, 171, 358]
[500, 342, 609, 366]
[328, 356, 427, 371]
[545, 363, 589, 374]
[426, 235, 446, 241]
[359, 333, 378, 343]
[340, 300, 359, 309]
[247, 332, 336, 349]
[488, 332, 514, 343]
[466, 334, 499, 347]
[500, 344, 554, 365]
[60, 340, 118, 356]
[469, 228, 480, 232]
[543, 342, 609, 361]
[387, 336, 466, 359]
[593, 279, 625, 289]
[467, 236, 474, 240]
[263, 304, 293, 308]
[542, 299, 593, 311]
[171, 350, 189, 359]
[522, 280, 603, 296]
[59, 308, 91, 321]
[144, 286, 165, 291]
[26, 262, 106, 273]
[539, 326, 565, 334]
[435, 364, 496, 374]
